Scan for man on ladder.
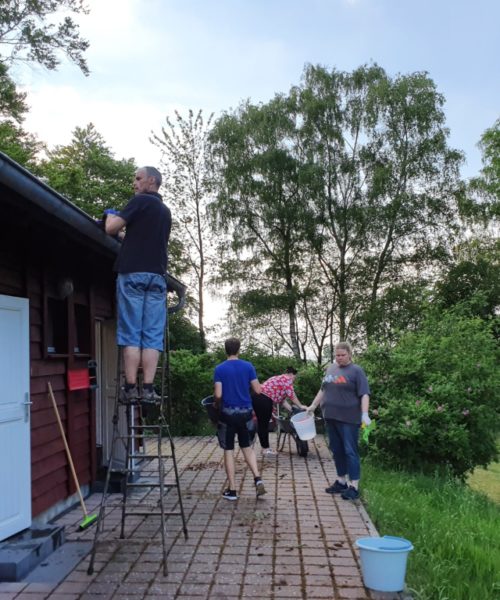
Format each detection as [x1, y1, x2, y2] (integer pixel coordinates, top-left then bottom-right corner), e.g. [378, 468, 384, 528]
[104, 166, 171, 406]
[89, 166, 186, 578]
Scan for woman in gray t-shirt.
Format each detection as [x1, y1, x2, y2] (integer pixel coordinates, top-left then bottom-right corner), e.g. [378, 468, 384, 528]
[307, 342, 371, 500]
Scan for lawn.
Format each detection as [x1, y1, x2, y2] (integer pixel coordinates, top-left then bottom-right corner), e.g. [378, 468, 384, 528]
[362, 460, 500, 600]
[468, 459, 500, 504]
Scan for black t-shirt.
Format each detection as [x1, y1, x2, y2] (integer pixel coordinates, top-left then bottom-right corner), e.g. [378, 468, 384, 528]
[114, 192, 172, 274]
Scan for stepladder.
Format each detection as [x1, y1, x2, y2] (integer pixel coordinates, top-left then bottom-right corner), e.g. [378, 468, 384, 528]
[87, 352, 188, 577]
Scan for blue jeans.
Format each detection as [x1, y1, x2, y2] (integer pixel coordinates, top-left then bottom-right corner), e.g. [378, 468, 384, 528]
[116, 272, 167, 350]
[325, 419, 360, 481]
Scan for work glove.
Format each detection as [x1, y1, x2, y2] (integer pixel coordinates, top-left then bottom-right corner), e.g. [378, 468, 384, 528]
[361, 412, 371, 426]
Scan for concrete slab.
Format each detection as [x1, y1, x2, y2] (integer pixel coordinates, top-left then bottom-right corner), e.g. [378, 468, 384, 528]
[0, 526, 65, 582]
[24, 542, 92, 583]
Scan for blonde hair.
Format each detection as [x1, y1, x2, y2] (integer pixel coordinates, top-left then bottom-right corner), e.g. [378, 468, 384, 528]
[335, 341, 352, 355]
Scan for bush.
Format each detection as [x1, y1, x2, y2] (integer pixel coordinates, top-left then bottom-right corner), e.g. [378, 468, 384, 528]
[360, 306, 500, 478]
[165, 348, 325, 435]
[167, 350, 219, 435]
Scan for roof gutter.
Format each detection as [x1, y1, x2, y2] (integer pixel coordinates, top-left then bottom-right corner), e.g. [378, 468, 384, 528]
[0, 152, 186, 313]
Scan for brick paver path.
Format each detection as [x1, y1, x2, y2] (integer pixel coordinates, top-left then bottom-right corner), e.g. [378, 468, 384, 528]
[0, 434, 400, 600]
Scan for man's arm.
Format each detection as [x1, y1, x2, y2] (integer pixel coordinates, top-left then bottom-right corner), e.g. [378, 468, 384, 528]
[250, 378, 261, 396]
[105, 214, 127, 236]
[213, 382, 222, 408]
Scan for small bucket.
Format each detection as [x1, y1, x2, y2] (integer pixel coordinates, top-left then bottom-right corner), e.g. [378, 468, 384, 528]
[356, 536, 413, 592]
[290, 411, 316, 441]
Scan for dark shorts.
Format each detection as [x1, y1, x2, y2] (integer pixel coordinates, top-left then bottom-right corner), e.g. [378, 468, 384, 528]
[217, 408, 254, 451]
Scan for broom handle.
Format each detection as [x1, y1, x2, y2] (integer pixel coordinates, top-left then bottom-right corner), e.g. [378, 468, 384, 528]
[47, 382, 88, 518]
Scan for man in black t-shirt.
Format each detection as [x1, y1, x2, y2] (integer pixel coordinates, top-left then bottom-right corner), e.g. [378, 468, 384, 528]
[105, 166, 171, 404]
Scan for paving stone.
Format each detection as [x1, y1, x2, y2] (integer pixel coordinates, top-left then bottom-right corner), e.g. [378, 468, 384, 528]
[337, 587, 370, 599]
[25, 435, 384, 599]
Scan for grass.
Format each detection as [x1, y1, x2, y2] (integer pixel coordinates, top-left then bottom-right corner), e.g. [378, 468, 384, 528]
[361, 461, 500, 600]
[468, 460, 500, 504]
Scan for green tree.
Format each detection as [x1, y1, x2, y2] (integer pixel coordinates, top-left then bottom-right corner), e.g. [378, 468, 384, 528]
[0, 0, 90, 75]
[467, 118, 499, 221]
[209, 96, 314, 360]
[435, 239, 500, 321]
[151, 109, 214, 350]
[209, 64, 463, 355]
[293, 64, 463, 343]
[0, 119, 42, 167]
[0, 62, 27, 121]
[40, 123, 136, 218]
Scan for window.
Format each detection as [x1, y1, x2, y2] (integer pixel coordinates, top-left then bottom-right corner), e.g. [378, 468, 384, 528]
[74, 303, 91, 354]
[46, 297, 68, 355]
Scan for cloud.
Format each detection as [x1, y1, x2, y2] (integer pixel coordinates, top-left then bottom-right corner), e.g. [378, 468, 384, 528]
[22, 83, 183, 165]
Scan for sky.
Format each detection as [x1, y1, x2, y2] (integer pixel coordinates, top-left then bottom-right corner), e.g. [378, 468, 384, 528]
[15, 0, 500, 181]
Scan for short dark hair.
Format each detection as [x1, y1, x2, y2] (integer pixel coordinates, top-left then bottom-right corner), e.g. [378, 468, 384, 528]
[224, 337, 241, 356]
[143, 166, 162, 188]
[285, 366, 298, 375]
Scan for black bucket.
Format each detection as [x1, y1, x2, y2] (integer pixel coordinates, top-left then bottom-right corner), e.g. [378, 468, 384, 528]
[201, 395, 219, 426]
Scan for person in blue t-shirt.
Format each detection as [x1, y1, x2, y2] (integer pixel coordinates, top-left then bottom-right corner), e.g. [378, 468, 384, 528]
[214, 337, 267, 501]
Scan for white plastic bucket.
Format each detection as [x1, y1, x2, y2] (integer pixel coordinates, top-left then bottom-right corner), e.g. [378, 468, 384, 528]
[355, 536, 413, 592]
[290, 411, 316, 440]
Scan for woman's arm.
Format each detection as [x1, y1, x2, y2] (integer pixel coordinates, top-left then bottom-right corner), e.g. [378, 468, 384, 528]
[306, 389, 324, 412]
[361, 394, 371, 425]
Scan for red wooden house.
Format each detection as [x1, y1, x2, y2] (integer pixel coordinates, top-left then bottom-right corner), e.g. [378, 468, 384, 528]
[0, 152, 185, 541]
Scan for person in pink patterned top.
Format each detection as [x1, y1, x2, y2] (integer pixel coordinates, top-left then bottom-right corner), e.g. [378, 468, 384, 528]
[253, 367, 306, 455]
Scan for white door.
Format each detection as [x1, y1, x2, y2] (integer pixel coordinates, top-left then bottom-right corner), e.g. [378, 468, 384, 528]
[0, 295, 31, 541]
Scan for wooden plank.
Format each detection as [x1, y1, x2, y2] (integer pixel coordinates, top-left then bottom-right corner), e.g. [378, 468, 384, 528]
[31, 437, 65, 460]
[31, 425, 61, 448]
[31, 406, 67, 429]
[32, 483, 69, 517]
[30, 342, 42, 360]
[30, 373, 65, 395]
[30, 323, 42, 343]
[32, 468, 67, 497]
[32, 452, 67, 481]
[30, 360, 66, 377]
[0, 265, 23, 294]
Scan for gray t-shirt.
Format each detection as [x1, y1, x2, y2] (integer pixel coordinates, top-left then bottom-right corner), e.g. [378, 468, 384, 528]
[320, 362, 370, 424]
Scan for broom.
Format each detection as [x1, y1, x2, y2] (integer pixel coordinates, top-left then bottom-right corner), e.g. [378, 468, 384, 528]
[47, 382, 98, 530]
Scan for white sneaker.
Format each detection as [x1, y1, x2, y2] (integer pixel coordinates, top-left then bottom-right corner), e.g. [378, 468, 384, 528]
[262, 448, 276, 456]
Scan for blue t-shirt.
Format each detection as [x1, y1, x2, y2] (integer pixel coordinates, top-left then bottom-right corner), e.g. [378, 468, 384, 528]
[213, 359, 257, 409]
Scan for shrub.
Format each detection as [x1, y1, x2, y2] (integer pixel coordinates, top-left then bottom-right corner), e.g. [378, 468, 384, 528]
[360, 306, 500, 478]
[165, 348, 325, 435]
[167, 350, 219, 435]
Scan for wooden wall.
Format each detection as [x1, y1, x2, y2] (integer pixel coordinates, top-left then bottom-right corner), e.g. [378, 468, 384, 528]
[1, 194, 116, 517]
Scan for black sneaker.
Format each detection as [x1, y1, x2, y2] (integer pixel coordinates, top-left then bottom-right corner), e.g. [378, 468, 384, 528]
[222, 489, 238, 501]
[255, 479, 266, 497]
[120, 385, 139, 404]
[341, 485, 360, 500]
[325, 480, 348, 494]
